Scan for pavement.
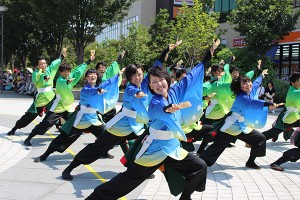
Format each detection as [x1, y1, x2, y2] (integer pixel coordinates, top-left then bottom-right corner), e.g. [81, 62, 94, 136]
[0, 91, 300, 200]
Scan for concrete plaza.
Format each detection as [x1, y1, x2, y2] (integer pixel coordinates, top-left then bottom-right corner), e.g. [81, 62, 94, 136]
[0, 91, 299, 200]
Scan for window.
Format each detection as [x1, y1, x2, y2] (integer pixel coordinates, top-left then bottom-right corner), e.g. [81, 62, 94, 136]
[96, 16, 139, 43]
[214, 0, 237, 12]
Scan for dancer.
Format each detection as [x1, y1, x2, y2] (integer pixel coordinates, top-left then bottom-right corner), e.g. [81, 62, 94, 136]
[61, 42, 181, 181]
[84, 41, 218, 200]
[7, 50, 66, 136]
[262, 73, 300, 171]
[23, 52, 95, 146]
[200, 69, 277, 169]
[33, 68, 120, 162]
[262, 73, 300, 142]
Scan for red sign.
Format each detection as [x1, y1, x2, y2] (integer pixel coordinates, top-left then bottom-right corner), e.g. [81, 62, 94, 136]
[233, 38, 246, 47]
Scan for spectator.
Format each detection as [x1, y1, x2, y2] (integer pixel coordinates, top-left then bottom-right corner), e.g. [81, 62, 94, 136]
[265, 80, 276, 113]
[256, 83, 265, 100]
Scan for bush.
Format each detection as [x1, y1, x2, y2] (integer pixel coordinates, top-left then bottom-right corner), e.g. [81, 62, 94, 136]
[272, 79, 289, 103]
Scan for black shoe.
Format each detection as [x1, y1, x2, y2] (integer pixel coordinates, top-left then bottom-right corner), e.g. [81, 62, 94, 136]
[34, 156, 47, 162]
[245, 161, 261, 169]
[62, 171, 73, 181]
[270, 163, 284, 171]
[24, 139, 32, 146]
[148, 174, 155, 179]
[103, 152, 114, 159]
[7, 129, 16, 136]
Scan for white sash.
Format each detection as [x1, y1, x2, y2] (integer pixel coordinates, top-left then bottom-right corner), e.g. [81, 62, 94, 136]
[220, 112, 244, 132]
[49, 94, 61, 112]
[205, 99, 219, 116]
[135, 127, 174, 159]
[37, 86, 53, 94]
[105, 107, 137, 129]
[73, 105, 98, 127]
[282, 107, 299, 122]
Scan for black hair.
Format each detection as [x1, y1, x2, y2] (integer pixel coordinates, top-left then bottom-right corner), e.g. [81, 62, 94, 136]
[175, 69, 187, 80]
[229, 65, 240, 74]
[36, 56, 47, 66]
[230, 76, 251, 97]
[147, 66, 171, 94]
[267, 80, 274, 87]
[58, 62, 72, 73]
[85, 69, 97, 78]
[290, 73, 300, 86]
[204, 75, 211, 82]
[95, 62, 106, 70]
[124, 64, 144, 83]
[211, 64, 221, 72]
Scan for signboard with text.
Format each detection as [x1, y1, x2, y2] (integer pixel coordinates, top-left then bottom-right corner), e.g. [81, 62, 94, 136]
[233, 37, 246, 47]
[174, 0, 194, 6]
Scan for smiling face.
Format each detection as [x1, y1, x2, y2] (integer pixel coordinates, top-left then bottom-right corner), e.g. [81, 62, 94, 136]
[231, 70, 240, 79]
[149, 75, 169, 98]
[86, 72, 97, 86]
[130, 68, 144, 87]
[241, 79, 252, 94]
[60, 70, 70, 79]
[37, 59, 47, 72]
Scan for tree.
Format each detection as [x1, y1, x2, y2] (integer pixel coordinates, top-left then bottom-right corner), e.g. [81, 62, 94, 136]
[119, 23, 152, 67]
[63, 0, 136, 64]
[229, 0, 300, 60]
[148, 9, 176, 66]
[171, 0, 219, 67]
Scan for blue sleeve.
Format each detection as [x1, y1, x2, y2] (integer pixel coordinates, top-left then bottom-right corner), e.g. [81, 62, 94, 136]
[250, 75, 263, 98]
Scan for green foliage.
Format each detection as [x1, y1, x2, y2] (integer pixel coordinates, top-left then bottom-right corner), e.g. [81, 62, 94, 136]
[172, 0, 219, 67]
[229, 0, 300, 59]
[148, 9, 176, 66]
[272, 79, 290, 103]
[119, 23, 153, 67]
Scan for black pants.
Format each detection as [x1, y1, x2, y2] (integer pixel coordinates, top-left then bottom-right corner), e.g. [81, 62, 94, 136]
[86, 153, 207, 200]
[273, 148, 300, 165]
[186, 124, 214, 153]
[31, 111, 70, 135]
[201, 117, 220, 126]
[14, 107, 45, 129]
[262, 120, 300, 140]
[73, 131, 138, 165]
[48, 125, 105, 153]
[200, 129, 266, 166]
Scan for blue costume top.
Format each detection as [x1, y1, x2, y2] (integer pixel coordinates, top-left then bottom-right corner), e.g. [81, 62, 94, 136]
[106, 76, 151, 137]
[74, 74, 120, 129]
[134, 63, 204, 167]
[220, 75, 268, 136]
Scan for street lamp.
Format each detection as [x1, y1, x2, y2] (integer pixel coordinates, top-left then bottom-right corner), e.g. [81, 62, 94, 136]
[0, 6, 7, 93]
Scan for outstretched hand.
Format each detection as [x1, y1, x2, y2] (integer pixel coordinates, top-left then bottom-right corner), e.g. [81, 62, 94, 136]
[61, 48, 67, 58]
[261, 69, 268, 78]
[257, 59, 262, 70]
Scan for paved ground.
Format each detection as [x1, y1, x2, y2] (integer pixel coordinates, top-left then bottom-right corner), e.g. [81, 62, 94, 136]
[0, 91, 300, 200]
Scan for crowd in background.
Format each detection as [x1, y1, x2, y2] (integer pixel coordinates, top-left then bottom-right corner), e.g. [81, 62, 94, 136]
[0, 68, 36, 95]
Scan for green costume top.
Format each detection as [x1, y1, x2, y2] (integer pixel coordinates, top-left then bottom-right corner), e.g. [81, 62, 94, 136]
[50, 62, 88, 113]
[205, 64, 254, 120]
[202, 81, 212, 109]
[282, 86, 300, 124]
[102, 61, 121, 83]
[32, 58, 61, 107]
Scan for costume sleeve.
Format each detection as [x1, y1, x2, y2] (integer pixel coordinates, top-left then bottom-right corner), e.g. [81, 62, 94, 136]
[68, 63, 88, 88]
[46, 58, 62, 78]
[246, 70, 254, 79]
[250, 75, 263, 99]
[56, 76, 74, 106]
[102, 61, 120, 82]
[218, 63, 232, 83]
[170, 62, 204, 126]
[32, 69, 43, 85]
[153, 46, 169, 67]
[148, 98, 187, 141]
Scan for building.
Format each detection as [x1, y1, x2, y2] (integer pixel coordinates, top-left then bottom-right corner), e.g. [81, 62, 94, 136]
[96, 0, 300, 78]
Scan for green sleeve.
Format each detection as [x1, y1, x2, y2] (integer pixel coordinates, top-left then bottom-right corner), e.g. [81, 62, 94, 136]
[102, 61, 120, 81]
[219, 64, 232, 83]
[246, 70, 254, 79]
[69, 63, 88, 88]
[32, 69, 43, 85]
[46, 58, 62, 78]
